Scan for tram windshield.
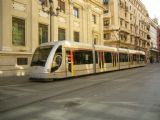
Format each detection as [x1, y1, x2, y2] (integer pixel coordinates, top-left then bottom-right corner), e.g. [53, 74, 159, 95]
[31, 46, 53, 66]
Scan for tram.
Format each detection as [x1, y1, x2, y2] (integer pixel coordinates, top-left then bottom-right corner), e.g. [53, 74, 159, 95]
[29, 41, 146, 80]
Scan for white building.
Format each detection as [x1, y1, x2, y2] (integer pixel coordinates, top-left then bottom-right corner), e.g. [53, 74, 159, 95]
[149, 18, 159, 62]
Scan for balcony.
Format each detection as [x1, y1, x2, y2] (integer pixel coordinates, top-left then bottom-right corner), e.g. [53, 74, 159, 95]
[120, 27, 130, 34]
[104, 26, 113, 31]
[103, 12, 111, 18]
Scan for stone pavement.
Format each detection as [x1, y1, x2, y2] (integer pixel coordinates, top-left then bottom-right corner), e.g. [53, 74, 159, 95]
[0, 76, 29, 86]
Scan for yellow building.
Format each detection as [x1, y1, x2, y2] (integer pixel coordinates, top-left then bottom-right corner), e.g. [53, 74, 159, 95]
[103, 0, 150, 53]
[0, 0, 104, 76]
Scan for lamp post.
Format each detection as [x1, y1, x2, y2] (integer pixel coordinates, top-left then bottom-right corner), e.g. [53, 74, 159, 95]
[118, 28, 120, 70]
[92, 38, 96, 73]
[41, 0, 60, 42]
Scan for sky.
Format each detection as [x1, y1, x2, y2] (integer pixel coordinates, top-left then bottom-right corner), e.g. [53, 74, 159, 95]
[140, 0, 160, 24]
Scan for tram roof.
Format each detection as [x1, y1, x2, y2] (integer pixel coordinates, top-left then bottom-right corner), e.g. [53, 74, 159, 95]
[129, 49, 145, 54]
[40, 41, 118, 51]
[95, 45, 117, 51]
[139, 51, 145, 55]
[39, 41, 145, 55]
[129, 49, 139, 54]
[118, 48, 129, 53]
[40, 40, 92, 49]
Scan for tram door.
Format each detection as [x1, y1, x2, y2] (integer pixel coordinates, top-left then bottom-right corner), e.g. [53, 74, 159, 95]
[112, 53, 117, 67]
[130, 54, 133, 66]
[66, 49, 74, 77]
[99, 51, 104, 71]
[136, 54, 140, 64]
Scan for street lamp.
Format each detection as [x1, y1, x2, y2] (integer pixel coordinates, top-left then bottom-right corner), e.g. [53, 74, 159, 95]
[118, 28, 121, 70]
[41, 0, 61, 42]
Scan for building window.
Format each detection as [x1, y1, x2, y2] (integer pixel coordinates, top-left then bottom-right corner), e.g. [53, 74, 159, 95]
[17, 58, 28, 65]
[143, 42, 145, 47]
[120, 19, 123, 26]
[39, 0, 47, 7]
[39, 24, 48, 44]
[120, 0, 124, 8]
[125, 22, 128, 28]
[124, 34, 127, 41]
[73, 7, 79, 18]
[103, 0, 109, 4]
[125, 5, 128, 12]
[74, 31, 79, 42]
[104, 19, 110, 26]
[130, 36, 133, 43]
[104, 33, 110, 40]
[12, 17, 25, 46]
[130, 14, 132, 20]
[120, 34, 127, 41]
[58, 28, 65, 41]
[92, 14, 96, 24]
[93, 35, 98, 45]
[104, 10, 109, 14]
[58, 0, 65, 13]
[94, 38, 97, 44]
[125, 12, 127, 17]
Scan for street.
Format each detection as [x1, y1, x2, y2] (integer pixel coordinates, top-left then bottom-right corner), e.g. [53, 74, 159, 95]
[0, 64, 160, 120]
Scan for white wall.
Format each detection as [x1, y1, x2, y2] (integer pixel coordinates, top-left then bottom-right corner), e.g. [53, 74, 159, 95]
[150, 25, 158, 49]
[0, 0, 2, 50]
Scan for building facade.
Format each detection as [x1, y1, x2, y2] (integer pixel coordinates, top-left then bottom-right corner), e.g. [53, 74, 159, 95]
[149, 18, 159, 63]
[157, 26, 160, 61]
[158, 27, 160, 49]
[103, 0, 150, 55]
[0, 0, 104, 76]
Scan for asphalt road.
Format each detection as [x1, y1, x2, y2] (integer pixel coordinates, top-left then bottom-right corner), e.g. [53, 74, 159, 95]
[0, 64, 160, 120]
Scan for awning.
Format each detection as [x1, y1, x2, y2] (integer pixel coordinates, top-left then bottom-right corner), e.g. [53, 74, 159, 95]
[150, 48, 159, 52]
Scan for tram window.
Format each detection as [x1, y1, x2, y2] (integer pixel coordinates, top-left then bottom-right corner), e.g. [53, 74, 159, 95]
[140, 55, 145, 61]
[31, 46, 53, 66]
[95, 51, 98, 64]
[133, 54, 137, 61]
[119, 53, 128, 62]
[136, 54, 140, 62]
[104, 52, 112, 63]
[74, 50, 93, 65]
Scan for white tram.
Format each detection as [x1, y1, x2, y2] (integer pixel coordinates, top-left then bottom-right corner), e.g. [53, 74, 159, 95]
[29, 41, 146, 80]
